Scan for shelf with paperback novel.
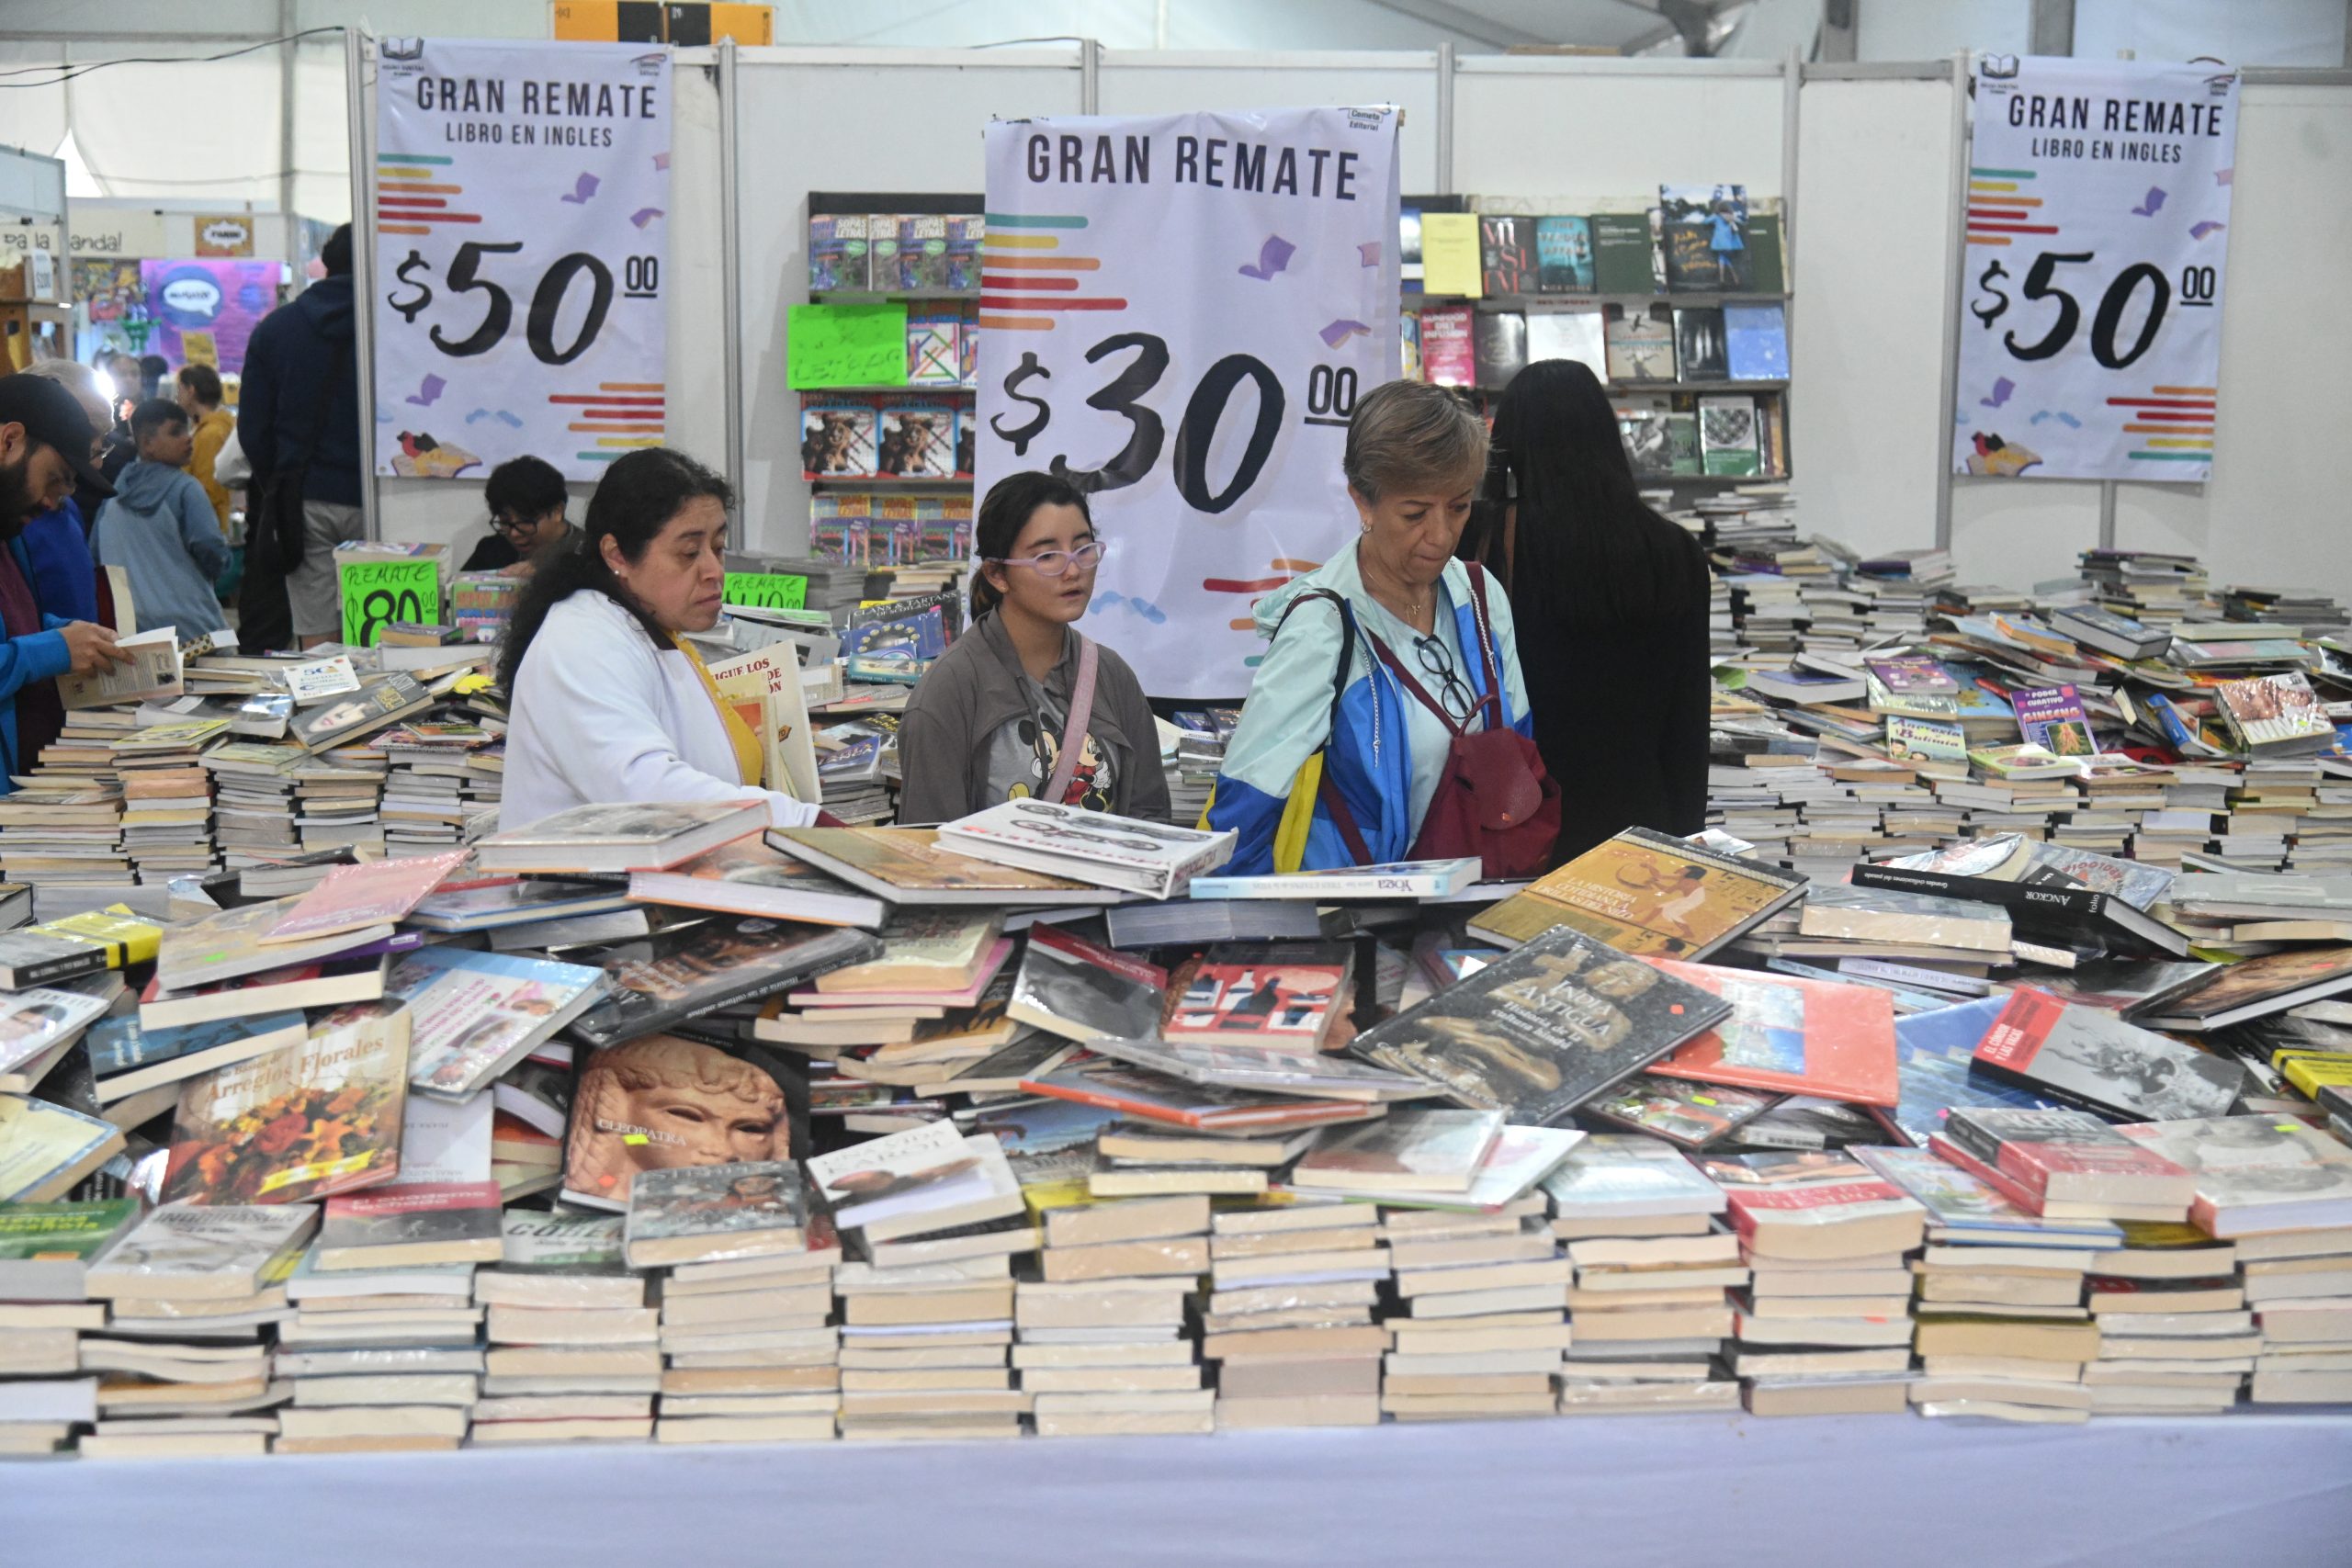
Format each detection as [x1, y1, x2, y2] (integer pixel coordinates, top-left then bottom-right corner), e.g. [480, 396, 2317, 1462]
[1399, 189, 1792, 486]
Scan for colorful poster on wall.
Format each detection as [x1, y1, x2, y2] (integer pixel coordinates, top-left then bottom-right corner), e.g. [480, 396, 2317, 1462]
[974, 107, 1402, 698]
[140, 259, 280, 376]
[370, 37, 672, 481]
[193, 215, 257, 257]
[1954, 55, 2238, 481]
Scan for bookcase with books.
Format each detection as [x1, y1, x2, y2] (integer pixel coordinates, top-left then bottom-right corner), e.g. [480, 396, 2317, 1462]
[1400, 189, 1792, 486]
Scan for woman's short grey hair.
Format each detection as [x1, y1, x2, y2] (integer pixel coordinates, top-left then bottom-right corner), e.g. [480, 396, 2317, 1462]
[1342, 379, 1489, 503]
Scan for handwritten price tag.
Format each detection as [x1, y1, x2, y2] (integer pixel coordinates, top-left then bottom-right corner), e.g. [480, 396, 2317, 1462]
[723, 571, 808, 611]
[339, 558, 442, 648]
[787, 303, 908, 389]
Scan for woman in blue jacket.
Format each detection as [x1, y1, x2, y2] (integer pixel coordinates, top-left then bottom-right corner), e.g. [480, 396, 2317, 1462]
[1206, 380, 1531, 874]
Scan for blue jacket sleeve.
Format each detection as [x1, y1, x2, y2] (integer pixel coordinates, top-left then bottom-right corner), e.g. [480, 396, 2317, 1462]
[0, 628, 73, 703]
[175, 475, 231, 580]
[1205, 596, 1348, 875]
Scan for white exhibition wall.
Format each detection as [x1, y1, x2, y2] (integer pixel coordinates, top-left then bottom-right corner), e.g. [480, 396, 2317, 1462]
[355, 46, 2349, 621]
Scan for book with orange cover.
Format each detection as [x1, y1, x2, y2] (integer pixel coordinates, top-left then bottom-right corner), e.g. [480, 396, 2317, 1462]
[1642, 960, 1900, 1107]
[1466, 827, 1806, 958]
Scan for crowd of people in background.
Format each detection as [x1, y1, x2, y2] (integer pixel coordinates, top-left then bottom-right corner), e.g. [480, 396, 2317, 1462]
[1, 209, 1706, 864]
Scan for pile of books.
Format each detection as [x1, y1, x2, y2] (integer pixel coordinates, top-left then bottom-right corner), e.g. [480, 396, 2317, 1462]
[6, 785, 2352, 1461]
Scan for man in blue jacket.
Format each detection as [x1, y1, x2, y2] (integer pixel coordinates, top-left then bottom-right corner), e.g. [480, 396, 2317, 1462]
[0, 376, 133, 793]
[239, 222, 362, 650]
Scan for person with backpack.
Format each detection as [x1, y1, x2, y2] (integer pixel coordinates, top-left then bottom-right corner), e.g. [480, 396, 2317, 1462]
[1206, 379, 1553, 878]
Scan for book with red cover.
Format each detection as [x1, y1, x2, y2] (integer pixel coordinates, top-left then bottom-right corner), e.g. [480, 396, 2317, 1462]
[1928, 1110, 2194, 1222]
[1642, 961, 1900, 1107]
[1970, 987, 2244, 1121]
[1724, 1178, 1926, 1259]
[1165, 941, 1351, 1053]
[1420, 305, 1476, 388]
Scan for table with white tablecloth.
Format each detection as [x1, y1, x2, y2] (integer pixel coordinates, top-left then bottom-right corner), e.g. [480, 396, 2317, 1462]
[9, 1411, 2350, 1568]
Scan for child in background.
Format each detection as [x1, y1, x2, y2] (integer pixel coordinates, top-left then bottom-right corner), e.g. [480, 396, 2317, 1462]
[89, 399, 231, 639]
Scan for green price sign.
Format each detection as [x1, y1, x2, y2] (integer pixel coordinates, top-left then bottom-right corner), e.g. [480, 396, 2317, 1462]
[786, 302, 908, 389]
[723, 571, 808, 611]
[340, 558, 441, 647]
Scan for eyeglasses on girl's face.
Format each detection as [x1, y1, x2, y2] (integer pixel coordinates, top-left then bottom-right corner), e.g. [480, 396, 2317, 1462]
[985, 539, 1110, 579]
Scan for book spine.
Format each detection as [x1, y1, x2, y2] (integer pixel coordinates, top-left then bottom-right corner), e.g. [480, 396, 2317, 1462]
[3, 945, 110, 988]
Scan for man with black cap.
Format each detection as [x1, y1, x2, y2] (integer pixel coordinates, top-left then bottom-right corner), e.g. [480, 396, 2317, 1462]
[0, 374, 133, 794]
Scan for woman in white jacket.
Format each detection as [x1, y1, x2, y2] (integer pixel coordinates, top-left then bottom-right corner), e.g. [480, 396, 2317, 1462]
[496, 447, 820, 832]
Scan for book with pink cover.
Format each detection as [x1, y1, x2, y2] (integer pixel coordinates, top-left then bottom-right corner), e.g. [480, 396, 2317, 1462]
[266, 850, 471, 944]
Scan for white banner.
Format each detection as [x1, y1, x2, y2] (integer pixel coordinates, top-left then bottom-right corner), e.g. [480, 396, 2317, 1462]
[1955, 56, 2237, 481]
[372, 39, 670, 480]
[977, 107, 1401, 697]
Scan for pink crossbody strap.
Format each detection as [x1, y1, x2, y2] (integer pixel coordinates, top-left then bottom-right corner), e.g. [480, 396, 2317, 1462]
[1043, 632, 1101, 804]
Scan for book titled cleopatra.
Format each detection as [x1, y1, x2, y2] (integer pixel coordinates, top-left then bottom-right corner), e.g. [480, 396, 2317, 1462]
[1643, 961, 1900, 1108]
[1972, 987, 2244, 1122]
[1468, 827, 1807, 959]
[160, 1001, 413, 1207]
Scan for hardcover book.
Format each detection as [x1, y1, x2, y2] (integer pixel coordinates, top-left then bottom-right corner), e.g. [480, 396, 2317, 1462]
[1469, 826, 1807, 958]
[1165, 942, 1351, 1052]
[1473, 310, 1529, 389]
[288, 673, 432, 751]
[1722, 301, 1788, 380]
[2115, 1116, 2352, 1236]
[1017, 1057, 1374, 1134]
[625, 1160, 808, 1267]
[1348, 926, 1733, 1125]
[1674, 307, 1728, 380]
[160, 1002, 413, 1207]
[1698, 395, 1759, 475]
[1603, 304, 1676, 382]
[474, 800, 768, 874]
[85, 1010, 307, 1104]
[1539, 1132, 1726, 1220]
[82, 1202, 319, 1302]
[1290, 1109, 1503, 1194]
[1936, 1106, 2197, 1213]
[560, 1033, 797, 1213]
[1658, 184, 1747, 291]
[1005, 927, 1168, 1045]
[2013, 684, 2097, 758]
[1972, 987, 2245, 1121]
[768, 827, 1119, 908]
[1478, 214, 1535, 296]
[566, 917, 881, 1050]
[313, 1091, 501, 1269]
[1645, 962, 1901, 1108]
[0, 1096, 123, 1203]
[390, 952, 600, 1105]
[1585, 1072, 1780, 1148]
[2212, 671, 2334, 754]
[264, 849, 470, 944]
[1420, 305, 1476, 388]
[1534, 215, 1595, 292]
[934, 800, 1234, 899]
[2133, 945, 2352, 1032]
[1589, 212, 1661, 295]
[0, 1199, 139, 1300]
[154, 896, 393, 995]
[1888, 995, 2073, 1147]
[628, 839, 886, 929]
[1185, 858, 1482, 900]
[0, 987, 108, 1082]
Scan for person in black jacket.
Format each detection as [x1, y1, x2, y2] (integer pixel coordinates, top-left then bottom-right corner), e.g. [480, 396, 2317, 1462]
[238, 223, 362, 650]
[1458, 359, 1712, 864]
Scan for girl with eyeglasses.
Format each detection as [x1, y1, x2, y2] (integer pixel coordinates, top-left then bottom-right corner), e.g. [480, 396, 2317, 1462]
[897, 471, 1170, 824]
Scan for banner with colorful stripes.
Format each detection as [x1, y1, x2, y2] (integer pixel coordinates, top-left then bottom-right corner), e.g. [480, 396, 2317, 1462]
[1954, 55, 2237, 482]
[976, 107, 1401, 697]
[371, 39, 671, 481]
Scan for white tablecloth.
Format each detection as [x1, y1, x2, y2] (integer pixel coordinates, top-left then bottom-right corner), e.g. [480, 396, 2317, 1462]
[10, 1411, 2351, 1567]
